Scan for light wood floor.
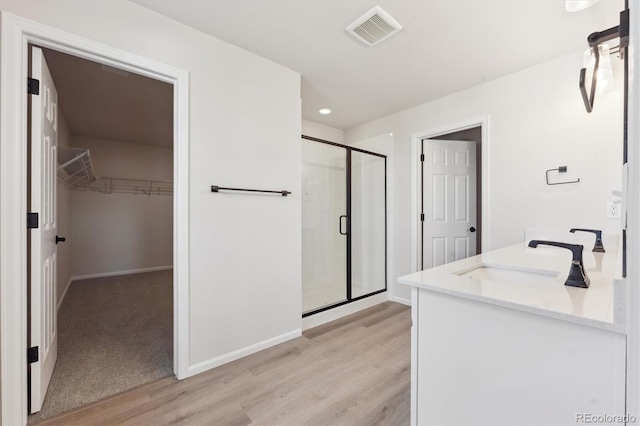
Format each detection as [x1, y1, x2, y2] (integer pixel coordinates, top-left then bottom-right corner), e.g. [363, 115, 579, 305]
[36, 301, 411, 426]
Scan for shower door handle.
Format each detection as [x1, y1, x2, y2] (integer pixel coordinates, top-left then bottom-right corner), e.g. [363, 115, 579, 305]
[339, 215, 348, 235]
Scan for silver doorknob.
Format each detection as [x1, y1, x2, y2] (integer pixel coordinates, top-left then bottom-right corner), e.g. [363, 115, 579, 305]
[469, 227, 476, 233]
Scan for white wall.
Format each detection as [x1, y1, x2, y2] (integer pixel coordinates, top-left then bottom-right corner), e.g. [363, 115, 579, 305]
[56, 112, 72, 306]
[302, 119, 344, 143]
[346, 51, 624, 302]
[0, 0, 301, 372]
[69, 135, 173, 278]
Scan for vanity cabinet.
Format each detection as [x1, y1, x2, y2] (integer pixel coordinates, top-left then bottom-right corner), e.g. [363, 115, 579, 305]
[401, 242, 627, 425]
[410, 287, 625, 425]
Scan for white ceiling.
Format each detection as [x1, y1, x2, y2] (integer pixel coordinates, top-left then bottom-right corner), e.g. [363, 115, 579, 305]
[42, 48, 173, 148]
[133, 0, 624, 130]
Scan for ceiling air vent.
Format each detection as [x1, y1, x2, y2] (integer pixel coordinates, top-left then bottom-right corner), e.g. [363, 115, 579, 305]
[346, 6, 402, 47]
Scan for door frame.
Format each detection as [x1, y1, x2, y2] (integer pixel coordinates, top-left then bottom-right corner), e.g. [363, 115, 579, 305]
[410, 115, 490, 273]
[0, 13, 190, 425]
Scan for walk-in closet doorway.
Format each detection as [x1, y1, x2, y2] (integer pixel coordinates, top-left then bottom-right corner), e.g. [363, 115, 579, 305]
[26, 45, 176, 422]
[0, 14, 190, 425]
[301, 136, 387, 316]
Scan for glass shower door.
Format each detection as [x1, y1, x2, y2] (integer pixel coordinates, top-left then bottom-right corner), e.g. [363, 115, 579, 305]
[351, 151, 386, 298]
[301, 139, 347, 314]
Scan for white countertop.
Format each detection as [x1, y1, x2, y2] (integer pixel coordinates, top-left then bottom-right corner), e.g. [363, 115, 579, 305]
[398, 238, 626, 333]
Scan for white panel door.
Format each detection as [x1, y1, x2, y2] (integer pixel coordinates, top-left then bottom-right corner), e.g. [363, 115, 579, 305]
[30, 47, 59, 413]
[422, 139, 477, 269]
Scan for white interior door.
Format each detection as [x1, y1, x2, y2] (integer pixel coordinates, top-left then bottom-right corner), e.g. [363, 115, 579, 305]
[29, 46, 59, 414]
[422, 139, 477, 269]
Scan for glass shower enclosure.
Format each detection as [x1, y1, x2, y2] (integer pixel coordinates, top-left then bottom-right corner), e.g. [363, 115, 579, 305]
[301, 136, 387, 316]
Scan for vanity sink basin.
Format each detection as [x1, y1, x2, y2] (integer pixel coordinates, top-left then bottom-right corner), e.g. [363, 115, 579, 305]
[456, 264, 560, 285]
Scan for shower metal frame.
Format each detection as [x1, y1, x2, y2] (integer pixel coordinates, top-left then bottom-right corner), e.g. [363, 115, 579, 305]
[301, 135, 388, 317]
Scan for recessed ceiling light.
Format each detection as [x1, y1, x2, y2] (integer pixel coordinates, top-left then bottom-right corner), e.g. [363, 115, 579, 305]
[317, 107, 332, 115]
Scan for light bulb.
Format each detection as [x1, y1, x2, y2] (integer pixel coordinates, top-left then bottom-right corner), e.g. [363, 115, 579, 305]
[566, 0, 599, 12]
[583, 43, 613, 95]
[596, 45, 613, 94]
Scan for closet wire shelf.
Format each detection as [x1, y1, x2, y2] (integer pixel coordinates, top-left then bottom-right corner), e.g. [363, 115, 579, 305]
[81, 176, 173, 196]
[57, 147, 97, 188]
[57, 147, 173, 196]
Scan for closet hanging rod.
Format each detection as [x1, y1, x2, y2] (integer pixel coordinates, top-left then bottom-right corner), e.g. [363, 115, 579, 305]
[211, 185, 291, 197]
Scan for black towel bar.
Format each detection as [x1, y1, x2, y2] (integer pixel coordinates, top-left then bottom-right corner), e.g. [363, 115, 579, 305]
[211, 185, 291, 196]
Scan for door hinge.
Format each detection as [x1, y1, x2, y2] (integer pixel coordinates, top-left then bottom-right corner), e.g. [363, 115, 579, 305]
[420, 213, 425, 221]
[27, 346, 39, 364]
[420, 153, 425, 162]
[27, 212, 39, 229]
[28, 78, 40, 95]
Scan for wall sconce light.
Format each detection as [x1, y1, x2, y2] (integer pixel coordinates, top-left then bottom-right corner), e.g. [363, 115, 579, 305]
[579, 9, 629, 113]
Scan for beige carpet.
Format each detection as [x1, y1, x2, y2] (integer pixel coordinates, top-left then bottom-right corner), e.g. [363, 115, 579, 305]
[29, 270, 173, 424]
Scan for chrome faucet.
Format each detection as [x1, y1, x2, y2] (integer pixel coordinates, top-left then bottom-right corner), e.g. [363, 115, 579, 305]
[569, 228, 605, 252]
[527, 240, 590, 288]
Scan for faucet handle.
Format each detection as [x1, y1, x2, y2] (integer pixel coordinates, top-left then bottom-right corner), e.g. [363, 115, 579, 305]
[569, 228, 605, 253]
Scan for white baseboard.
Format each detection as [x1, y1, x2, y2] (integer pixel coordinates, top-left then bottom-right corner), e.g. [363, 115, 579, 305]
[57, 278, 73, 311]
[302, 292, 389, 330]
[71, 265, 173, 281]
[391, 295, 412, 306]
[186, 329, 302, 378]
